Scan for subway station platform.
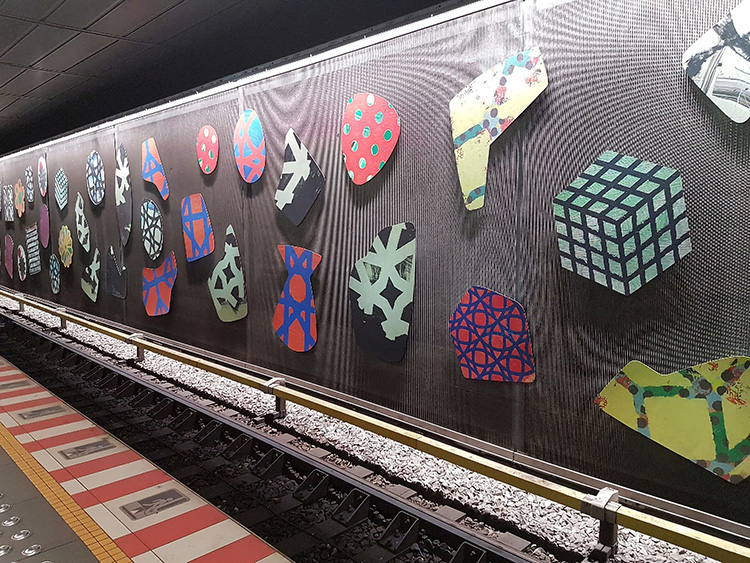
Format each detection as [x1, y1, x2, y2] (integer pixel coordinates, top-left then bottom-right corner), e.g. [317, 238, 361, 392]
[0, 358, 289, 563]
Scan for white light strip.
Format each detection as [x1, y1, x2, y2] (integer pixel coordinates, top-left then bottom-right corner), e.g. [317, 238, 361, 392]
[2, 0, 514, 160]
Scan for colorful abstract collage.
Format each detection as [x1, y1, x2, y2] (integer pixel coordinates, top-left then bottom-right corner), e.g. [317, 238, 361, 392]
[142, 137, 170, 200]
[181, 193, 214, 262]
[273, 245, 321, 352]
[554, 151, 691, 295]
[349, 223, 415, 363]
[275, 129, 325, 226]
[142, 251, 178, 316]
[450, 47, 548, 210]
[341, 93, 400, 185]
[597, 357, 750, 483]
[449, 287, 535, 383]
[233, 109, 265, 184]
[208, 225, 247, 322]
[197, 125, 219, 174]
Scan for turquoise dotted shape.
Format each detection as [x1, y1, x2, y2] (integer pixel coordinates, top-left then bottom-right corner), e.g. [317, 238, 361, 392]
[343, 123, 350, 135]
[375, 111, 383, 124]
[359, 158, 367, 169]
[362, 126, 370, 139]
[384, 129, 392, 141]
[351, 140, 358, 152]
[354, 109, 363, 121]
[371, 144, 379, 156]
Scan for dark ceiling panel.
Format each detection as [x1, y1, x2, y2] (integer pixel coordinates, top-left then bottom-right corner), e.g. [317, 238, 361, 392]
[0, 0, 61, 20]
[34, 32, 116, 71]
[126, 0, 242, 43]
[0, 18, 35, 56]
[27, 72, 87, 99]
[0, 94, 18, 111]
[45, 0, 122, 29]
[89, 0, 179, 37]
[1, 68, 57, 95]
[65, 39, 150, 76]
[0, 96, 43, 117]
[0, 25, 77, 66]
[0, 64, 23, 86]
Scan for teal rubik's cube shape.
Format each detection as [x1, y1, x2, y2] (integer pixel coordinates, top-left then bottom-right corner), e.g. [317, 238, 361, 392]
[553, 151, 691, 296]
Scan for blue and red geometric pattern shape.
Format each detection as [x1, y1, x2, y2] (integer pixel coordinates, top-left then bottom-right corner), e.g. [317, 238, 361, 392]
[180, 193, 214, 262]
[272, 245, 321, 352]
[141, 137, 170, 200]
[142, 251, 178, 316]
[233, 109, 266, 184]
[449, 286, 535, 383]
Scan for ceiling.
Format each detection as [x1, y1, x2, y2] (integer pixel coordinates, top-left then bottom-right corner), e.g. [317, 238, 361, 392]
[0, 0, 468, 156]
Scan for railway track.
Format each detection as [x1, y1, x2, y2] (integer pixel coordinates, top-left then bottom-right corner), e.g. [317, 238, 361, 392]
[0, 313, 541, 563]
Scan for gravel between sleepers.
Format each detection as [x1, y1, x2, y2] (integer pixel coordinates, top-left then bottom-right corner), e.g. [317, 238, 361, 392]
[0, 297, 718, 563]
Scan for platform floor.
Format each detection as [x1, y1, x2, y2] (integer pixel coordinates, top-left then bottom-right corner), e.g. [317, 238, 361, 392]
[0, 358, 289, 562]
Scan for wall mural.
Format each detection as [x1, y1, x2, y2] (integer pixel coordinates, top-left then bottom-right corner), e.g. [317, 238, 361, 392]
[349, 222, 415, 363]
[450, 47, 548, 211]
[16, 245, 26, 282]
[24, 166, 33, 205]
[597, 357, 750, 483]
[233, 109, 266, 184]
[141, 199, 164, 261]
[2, 185, 13, 222]
[142, 137, 170, 200]
[106, 245, 127, 300]
[449, 286, 535, 383]
[86, 150, 105, 206]
[26, 224, 40, 277]
[275, 129, 325, 226]
[75, 193, 91, 252]
[54, 167, 68, 210]
[13, 179, 24, 218]
[682, 0, 750, 123]
[39, 204, 49, 248]
[49, 254, 60, 294]
[341, 93, 401, 185]
[181, 193, 215, 262]
[208, 224, 247, 323]
[81, 248, 101, 303]
[197, 125, 219, 174]
[115, 143, 132, 247]
[38, 156, 47, 198]
[142, 251, 177, 316]
[3, 235, 11, 278]
[1, 0, 748, 511]
[58, 226, 73, 268]
[273, 245, 321, 352]
[553, 151, 691, 295]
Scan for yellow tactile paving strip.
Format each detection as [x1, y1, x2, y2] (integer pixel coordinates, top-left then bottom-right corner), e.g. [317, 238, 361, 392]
[0, 420, 132, 562]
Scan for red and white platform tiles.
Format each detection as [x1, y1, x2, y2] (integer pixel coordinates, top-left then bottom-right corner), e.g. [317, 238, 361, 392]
[0, 361, 289, 563]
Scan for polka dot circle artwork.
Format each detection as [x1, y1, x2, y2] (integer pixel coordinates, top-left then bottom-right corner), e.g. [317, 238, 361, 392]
[196, 125, 219, 174]
[341, 93, 401, 185]
[50, 254, 61, 294]
[16, 245, 27, 282]
[58, 225, 73, 268]
[38, 156, 48, 197]
[86, 149, 105, 205]
[233, 109, 265, 184]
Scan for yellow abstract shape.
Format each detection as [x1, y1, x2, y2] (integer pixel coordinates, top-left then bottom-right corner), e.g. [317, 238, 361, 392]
[450, 47, 548, 211]
[596, 357, 750, 483]
[644, 397, 715, 460]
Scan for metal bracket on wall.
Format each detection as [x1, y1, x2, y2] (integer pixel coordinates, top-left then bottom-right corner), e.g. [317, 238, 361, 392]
[125, 333, 145, 362]
[55, 308, 67, 329]
[582, 487, 620, 562]
[265, 377, 287, 420]
[16, 294, 24, 313]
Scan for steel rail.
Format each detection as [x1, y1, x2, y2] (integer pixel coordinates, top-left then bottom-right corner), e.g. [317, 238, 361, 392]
[1, 289, 749, 561]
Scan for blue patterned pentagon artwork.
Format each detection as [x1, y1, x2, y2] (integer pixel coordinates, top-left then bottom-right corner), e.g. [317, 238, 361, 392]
[180, 194, 214, 262]
[233, 109, 266, 184]
[54, 167, 68, 210]
[553, 151, 691, 295]
[86, 150, 105, 205]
